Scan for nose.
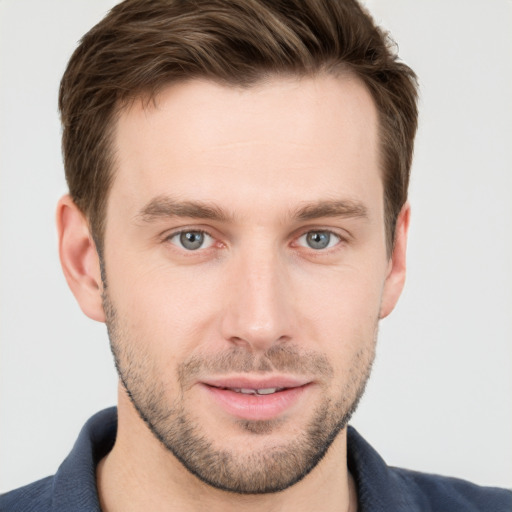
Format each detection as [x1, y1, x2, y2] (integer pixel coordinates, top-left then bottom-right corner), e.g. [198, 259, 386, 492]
[220, 245, 295, 353]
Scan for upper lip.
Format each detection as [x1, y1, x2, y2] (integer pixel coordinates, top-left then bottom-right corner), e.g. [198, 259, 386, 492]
[201, 375, 311, 390]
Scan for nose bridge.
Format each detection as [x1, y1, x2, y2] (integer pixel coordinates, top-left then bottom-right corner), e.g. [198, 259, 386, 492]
[221, 237, 293, 351]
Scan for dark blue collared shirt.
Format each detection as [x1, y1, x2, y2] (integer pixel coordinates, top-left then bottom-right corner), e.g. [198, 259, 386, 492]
[1, 408, 511, 511]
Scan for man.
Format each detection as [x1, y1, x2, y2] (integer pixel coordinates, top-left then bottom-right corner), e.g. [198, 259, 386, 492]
[1, 0, 510, 510]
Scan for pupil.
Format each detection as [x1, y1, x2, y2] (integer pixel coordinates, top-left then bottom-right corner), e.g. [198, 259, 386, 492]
[180, 231, 203, 250]
[307, 231, 330, 249]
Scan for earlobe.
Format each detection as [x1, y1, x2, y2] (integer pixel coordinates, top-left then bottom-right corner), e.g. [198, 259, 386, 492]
[379, 203, 410, 319]
[56, 195, 106, 322]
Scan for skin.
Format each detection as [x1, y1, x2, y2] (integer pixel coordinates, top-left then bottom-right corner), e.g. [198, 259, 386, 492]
[57, 73, 409, 512]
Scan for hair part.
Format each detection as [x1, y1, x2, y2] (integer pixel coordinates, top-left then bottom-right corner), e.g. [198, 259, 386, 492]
[59, 0, 418, 255]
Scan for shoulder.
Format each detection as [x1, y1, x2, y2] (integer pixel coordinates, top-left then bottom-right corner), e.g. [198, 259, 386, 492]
[347, 426, 511, 512]
[0, 408, 116, 512]
[0, 476, 53, 512]
[391, 466, 512, 512]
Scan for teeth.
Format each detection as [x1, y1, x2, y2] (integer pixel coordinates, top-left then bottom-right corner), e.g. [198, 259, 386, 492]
[240, 388, 257, 395]
[229, 387, 282, 395]
[256, 388, 279, 395]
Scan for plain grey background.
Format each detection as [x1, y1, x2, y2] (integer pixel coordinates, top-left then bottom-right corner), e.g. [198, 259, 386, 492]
[1, 0, 511, 492]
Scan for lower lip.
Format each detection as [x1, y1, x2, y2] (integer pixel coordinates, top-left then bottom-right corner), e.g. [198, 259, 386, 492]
[201, 384, 309, 421]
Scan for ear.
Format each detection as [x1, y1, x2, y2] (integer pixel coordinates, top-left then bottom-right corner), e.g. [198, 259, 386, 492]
[56, 195, 106, 322]
[379, 203, 410, 319]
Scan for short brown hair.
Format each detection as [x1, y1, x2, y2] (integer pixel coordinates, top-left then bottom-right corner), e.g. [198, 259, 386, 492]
[59, 0, 418, 254]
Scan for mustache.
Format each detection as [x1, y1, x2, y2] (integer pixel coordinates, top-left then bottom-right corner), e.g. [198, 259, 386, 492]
[178, 344, 333, 385]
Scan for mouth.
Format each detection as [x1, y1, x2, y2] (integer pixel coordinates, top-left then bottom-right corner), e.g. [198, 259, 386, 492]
[199, 377, 312, 421]
[210, 386, 287, 395]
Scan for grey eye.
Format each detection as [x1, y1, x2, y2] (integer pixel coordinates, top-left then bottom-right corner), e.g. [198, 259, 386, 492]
[306, 231, 330, 249]
[299, 230, 339, 250]
[169, 231, 214, 251]
[180, 231, 204, 250]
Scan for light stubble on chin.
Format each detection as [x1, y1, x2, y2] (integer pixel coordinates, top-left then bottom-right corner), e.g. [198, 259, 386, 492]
[102, 290, 376, 494]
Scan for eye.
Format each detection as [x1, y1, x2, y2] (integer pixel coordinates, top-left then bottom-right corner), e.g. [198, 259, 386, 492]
[168, 230, 214, 251]
[297, 230, 340, 250]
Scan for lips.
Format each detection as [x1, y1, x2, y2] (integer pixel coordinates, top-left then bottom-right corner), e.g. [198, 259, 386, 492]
[200, 376, 311, 421]
[220, 387, 285, 395]
[203, 376, 309, 390]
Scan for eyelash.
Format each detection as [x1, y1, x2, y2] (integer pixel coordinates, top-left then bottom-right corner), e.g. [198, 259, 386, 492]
[295, 230, 342, 250]
[164, 227, 348, 255]
[165, 229, 216, 251]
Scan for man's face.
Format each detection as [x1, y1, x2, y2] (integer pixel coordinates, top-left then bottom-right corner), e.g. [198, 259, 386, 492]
[101, 74, 399, 493]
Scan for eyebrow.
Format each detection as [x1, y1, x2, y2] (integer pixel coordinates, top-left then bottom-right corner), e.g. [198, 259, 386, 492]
[293, 199, 368, 221]
[136, 196, 231, 223]
[135, 195, 368, 224]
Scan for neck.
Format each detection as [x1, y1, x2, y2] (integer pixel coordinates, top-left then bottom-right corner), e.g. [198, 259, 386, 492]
[97, 389, 357, 512]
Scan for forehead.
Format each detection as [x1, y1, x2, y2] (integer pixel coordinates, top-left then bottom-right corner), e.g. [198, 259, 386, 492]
[109, 74, 381, 221]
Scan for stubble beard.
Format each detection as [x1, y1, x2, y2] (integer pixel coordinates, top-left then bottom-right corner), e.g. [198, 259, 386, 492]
[102, 291, 376, 494]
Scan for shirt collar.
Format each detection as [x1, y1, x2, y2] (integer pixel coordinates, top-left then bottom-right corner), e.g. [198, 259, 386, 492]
[52, 407, 117, 511]
[51, 407, 416, 511]
[347, 426, 419, 511]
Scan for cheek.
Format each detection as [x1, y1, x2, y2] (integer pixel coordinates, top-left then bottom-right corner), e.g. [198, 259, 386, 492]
[290, 264, 382, 377]
[106, 256, 224, 355]
[294, 264, 385, 331]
